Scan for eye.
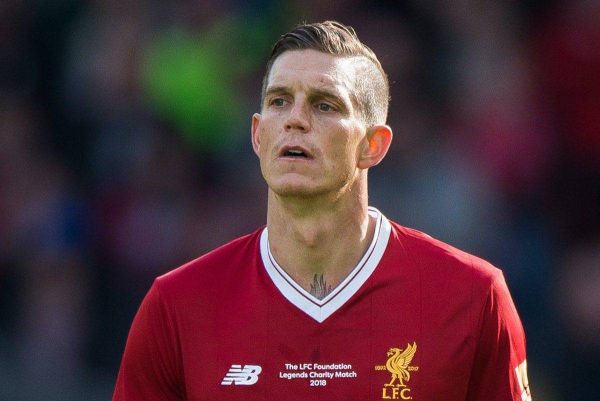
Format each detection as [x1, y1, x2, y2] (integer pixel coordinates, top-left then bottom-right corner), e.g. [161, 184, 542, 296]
[317, 102, 335, 112]
[270, 98, 287, 107]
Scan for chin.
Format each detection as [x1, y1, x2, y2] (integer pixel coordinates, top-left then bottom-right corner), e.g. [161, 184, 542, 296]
[268, 178, 325, 199]
[271, 184, 321, 199]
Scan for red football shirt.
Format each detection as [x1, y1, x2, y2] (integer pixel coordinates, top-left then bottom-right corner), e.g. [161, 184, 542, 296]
[113, 208, 531, 401]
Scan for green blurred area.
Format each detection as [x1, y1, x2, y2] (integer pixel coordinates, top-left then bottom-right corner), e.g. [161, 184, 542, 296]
[141, 16, 273, 151]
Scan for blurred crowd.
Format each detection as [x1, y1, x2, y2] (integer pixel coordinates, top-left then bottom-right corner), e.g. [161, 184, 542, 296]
[0, 0, 598, 400]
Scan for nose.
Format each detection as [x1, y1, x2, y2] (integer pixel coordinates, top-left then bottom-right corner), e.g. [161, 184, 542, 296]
[284, 101, 310, 133]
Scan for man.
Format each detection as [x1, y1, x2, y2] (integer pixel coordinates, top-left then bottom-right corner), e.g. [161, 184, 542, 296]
[112, 21, 531, 401]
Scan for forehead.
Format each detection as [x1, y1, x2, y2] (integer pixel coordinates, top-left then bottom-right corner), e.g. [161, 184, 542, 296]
[266, 49, 357, 96]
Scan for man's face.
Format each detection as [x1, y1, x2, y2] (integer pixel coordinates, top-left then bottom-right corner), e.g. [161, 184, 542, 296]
[252, 49, 369, 200]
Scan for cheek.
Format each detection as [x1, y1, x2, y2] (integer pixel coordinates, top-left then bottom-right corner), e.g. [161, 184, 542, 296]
[258, 138, 273, 169]
[256, 125, 274, 153]
[324, 138, 359, 173]
[329, 126, 363, 164]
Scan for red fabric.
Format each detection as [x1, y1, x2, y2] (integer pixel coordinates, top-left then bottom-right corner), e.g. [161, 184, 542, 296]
[113, 220, 528, 401]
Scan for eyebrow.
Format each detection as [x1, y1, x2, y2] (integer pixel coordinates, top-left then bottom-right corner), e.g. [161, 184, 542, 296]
[264, 86, 291, 98]
[264, 85, 351, 111]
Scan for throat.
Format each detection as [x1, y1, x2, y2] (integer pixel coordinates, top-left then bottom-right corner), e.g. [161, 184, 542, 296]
[266, 205, 377, 299]
[309, 274, 333, 300]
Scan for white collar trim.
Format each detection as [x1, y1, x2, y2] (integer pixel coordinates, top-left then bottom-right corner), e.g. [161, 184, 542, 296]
[259, 207, 391, 323]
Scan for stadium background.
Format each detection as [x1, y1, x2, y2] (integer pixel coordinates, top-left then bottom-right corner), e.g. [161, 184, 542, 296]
[0, 0, 598, 399]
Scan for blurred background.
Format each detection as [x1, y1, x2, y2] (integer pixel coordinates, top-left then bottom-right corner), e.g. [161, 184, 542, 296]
[0, 0, 598, 399]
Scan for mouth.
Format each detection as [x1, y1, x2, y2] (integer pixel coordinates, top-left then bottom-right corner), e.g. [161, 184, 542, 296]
[279, 145, 312, 159]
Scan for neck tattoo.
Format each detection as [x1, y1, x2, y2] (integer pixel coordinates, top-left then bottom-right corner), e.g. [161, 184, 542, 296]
[309, 274, 332, 300]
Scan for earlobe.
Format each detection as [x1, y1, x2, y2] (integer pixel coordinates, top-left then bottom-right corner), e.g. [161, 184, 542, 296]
[357, 125, 393, 169]
[251, 113, 261, 156]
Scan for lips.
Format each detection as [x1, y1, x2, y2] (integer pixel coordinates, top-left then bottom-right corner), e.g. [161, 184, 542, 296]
[279, 145, 313, 159]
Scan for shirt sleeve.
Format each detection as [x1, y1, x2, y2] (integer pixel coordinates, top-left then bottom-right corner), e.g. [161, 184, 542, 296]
[112, 280, 184, 401]
[466, 272, 532, 401]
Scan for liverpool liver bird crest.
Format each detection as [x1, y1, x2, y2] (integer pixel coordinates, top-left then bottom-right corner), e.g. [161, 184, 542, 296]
[385, 342, 417, 387]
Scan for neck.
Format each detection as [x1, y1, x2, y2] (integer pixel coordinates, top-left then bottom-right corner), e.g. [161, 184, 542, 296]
[266, 180, 375, 299]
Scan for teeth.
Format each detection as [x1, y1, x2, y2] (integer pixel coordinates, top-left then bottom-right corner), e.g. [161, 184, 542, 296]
[287, 150, 304, 156]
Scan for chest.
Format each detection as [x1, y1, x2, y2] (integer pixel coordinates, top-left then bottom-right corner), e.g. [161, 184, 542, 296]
[178, 281, 479, 401]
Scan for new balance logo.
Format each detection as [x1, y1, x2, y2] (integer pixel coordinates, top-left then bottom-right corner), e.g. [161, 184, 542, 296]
[221, 364, 262, 385]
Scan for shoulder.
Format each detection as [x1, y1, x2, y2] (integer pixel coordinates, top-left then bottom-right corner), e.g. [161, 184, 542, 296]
[153, 227, 264, 298]
[389, 220, 503, 287]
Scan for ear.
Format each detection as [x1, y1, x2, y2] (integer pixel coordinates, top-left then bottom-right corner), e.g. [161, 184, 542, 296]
[357, 124, 393, 169]
[251, 113, 262, 156]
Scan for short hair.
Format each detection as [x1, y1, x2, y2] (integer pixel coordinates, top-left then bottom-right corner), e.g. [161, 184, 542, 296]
[261, 21, 389, 127]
